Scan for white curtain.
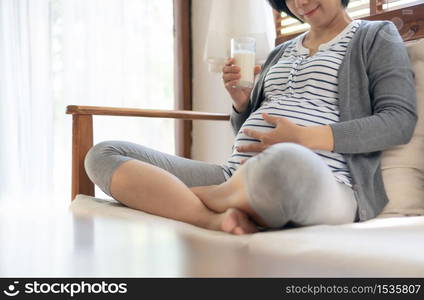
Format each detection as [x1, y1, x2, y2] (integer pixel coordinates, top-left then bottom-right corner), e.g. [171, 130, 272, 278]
[204, 0, 276, 72]
[0, 0, 53, 211]
[0, 0, 175, 211]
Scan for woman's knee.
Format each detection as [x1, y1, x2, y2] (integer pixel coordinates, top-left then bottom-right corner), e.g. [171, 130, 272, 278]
[85, 141, 119, 176]
[244, 143, 332, 228]
[84, 141, 132, 195]
[264, 143, 315, 163]
[253, 143, 323, 179]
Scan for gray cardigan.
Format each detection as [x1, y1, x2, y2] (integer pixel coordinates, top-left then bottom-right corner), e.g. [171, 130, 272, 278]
[230, 20, 417, 221]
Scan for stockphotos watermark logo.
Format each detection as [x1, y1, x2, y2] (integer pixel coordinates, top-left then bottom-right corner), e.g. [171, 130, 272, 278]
[2, 280, 127, 297]
[3, 281, 20, 297]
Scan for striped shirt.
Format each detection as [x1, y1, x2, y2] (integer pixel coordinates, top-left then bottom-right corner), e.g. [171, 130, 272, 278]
[222, 20, 363, 186]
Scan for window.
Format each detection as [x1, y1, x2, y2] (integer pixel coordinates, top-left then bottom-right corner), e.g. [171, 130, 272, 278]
[52, 0, 176, 201]
[274, 0, 423, 44]
[0, 0, 176, 210]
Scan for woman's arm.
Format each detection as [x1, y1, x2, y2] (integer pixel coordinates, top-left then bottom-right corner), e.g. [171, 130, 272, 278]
[238, 22, 417, 155]
[300, 125, 334, 151]
[238, 114, 334, 153]
[330, 22, 417, 154]
[230, 43, 288, 135]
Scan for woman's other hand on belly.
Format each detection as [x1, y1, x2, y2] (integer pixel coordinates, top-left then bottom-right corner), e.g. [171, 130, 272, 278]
[237, 113, 334, 157]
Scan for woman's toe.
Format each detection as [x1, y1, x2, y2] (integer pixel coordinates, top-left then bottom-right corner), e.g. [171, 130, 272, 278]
[233, 227, 245, 235]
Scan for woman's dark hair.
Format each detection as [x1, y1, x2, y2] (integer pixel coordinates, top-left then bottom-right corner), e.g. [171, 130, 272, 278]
[267, 0, 350, 23]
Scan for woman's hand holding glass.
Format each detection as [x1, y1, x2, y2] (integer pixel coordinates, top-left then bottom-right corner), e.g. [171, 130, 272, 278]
[222, 58, 261, 113]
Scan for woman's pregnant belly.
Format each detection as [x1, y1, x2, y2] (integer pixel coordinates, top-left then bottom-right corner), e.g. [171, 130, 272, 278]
[222, 102, 352, 187]
[222, 107, 274, 178]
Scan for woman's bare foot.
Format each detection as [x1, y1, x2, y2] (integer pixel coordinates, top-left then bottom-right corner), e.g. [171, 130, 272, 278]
[211, 208, 258, 235]
[191, 165, 270, 228]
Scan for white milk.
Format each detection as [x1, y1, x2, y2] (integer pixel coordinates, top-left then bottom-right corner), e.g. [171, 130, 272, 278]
[233, 50, 255, 88]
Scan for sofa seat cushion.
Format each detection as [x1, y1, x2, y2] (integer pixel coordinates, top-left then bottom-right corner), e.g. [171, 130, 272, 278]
[70, 195, 424, 277]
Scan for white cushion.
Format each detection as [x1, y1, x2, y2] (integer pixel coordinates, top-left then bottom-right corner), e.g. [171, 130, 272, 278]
[70, 195, 424, 277]
[380, 38, 424, 217]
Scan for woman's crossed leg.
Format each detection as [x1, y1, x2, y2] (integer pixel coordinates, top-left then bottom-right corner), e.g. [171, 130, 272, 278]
[85, 141, 358, 234]
[84, 141, 259, 235]
[192, 143, 358, 229]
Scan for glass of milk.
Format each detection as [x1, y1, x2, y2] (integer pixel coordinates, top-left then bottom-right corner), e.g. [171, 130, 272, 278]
[231, 37, 256, 88]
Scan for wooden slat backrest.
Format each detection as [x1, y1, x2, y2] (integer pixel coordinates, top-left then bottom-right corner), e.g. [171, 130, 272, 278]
[275, 2, 424, 45]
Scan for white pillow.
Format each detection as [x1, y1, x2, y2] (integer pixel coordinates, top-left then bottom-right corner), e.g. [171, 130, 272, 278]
[379, 38, 424, 217]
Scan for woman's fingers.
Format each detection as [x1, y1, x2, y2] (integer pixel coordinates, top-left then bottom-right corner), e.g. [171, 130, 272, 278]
[223, 58, 239, 74]
[223, 73, 240, 83]
[237, 129, 266, 153]
[225, 57, 235, 66]
[222, 58, 241, 84]
[237, 143, 265, 153]
[240, 158, 248, 165]
[223, 65, 240, 74]
[224, 65, 258, 75]
[223, 59, 259, 84]
[243, 128, 263, 139]
[254, 65, 261, 75]
[225, 80, 240, 89]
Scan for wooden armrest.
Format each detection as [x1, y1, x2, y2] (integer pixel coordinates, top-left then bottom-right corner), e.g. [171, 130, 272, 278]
[67, 105, 230, 201]
[66, 105, 230, 121]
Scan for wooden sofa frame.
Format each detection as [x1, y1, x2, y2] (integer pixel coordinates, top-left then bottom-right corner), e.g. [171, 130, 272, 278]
[66, 106, 230, 200]
[66, 2, 423, 201]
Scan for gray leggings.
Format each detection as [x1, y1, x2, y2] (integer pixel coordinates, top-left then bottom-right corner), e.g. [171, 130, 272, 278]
[85, 141, 358, 229]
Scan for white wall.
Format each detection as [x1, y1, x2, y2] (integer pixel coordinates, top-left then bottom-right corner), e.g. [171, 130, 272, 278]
[191, 0, 235, 164]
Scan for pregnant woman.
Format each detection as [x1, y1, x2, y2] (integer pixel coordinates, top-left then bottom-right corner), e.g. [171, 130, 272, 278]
[84, 0, 417, 235]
